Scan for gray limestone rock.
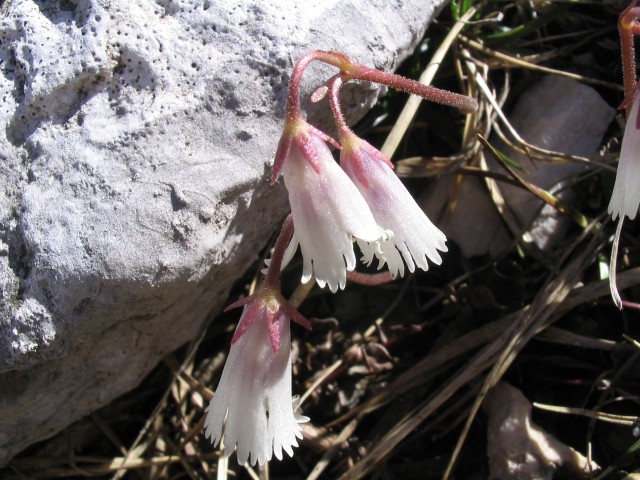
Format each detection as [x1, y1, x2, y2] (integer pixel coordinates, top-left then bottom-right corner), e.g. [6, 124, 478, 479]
[0, 0, 446, 465]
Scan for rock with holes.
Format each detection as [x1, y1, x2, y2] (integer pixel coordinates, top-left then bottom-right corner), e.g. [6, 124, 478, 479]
[0, 0, 447, 466]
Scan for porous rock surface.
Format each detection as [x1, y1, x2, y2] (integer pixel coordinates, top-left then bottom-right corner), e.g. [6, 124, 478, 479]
[0, 0, 446, 464]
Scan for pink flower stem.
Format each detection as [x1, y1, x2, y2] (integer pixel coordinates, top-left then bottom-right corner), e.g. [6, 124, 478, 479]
[345, 64, 478, 114]
[328, 75, 395, 174]
[285, 50, 478, 123]
[346, 270, 394, 286]
[621, 300, 640, 310]
[285, 51, 351, 120]
[619, 0, 640, 113]
[263, 214, 294, 289]
[327, 75, 350, 136]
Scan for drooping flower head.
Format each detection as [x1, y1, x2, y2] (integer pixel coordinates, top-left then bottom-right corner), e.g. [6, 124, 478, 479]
[204, 217, 312, 465]
[328, 76, 447, 278]
[272, 54, 386, 292]
[204, 293, 308, 465]
[279, 121, 387, 292]
[271, 51, 476, 290]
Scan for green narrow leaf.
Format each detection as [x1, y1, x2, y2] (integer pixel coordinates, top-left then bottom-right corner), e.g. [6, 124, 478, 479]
[451, 0, 474, 20]
[484, 4, 570, 47]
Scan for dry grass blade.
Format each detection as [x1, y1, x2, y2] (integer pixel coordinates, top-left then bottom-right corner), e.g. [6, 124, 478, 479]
[327, 313, 513, 427]
[558, 266, 640, 315]
[299, 359, 343, 408]
[461, 36, 622, 91]
[463, 50, 616, 171]
[477, 133, 601, 231]
[380, 6, 477, 159]
[108, 329, 210, 480]
[621, 469, 640, 480]
[337, 329, 508, 480]
[442, 234, 603, 479]
[306, 418, 359, 480]
[326, 261, 640, 434]
[478, 149, 524, 241]
[289, 277, 316, 309]
[6, 453, 220, 478]
[610, 219, 625, 309]
[90, 413, 127, 457]
[532, 403, 638, 426]
[535, 326, 620, 350]
[216, 454, 228, 480]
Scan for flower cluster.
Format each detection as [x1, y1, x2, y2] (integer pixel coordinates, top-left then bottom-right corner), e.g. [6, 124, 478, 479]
[203, 1, 640, 464]
[272, 51, 476, 292]
[204, 50, 477, 466]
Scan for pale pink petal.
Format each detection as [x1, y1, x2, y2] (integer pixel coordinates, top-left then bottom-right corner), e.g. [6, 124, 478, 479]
[609, 94, 640, 221]
[283, 134, 384, 292]
[342, 142, 447, 278]
[204, 311, 302, 466]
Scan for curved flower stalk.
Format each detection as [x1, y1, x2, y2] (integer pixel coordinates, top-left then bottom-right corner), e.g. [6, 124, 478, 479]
[204, 217, 312, 465]
[273, 54, 386, 293]
[329, 77, 447, 278]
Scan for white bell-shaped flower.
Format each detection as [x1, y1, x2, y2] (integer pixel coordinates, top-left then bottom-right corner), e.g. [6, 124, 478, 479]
[280, 123, 386, 292]
[204, 292, 309, 466]
[340, 135, 447, 278]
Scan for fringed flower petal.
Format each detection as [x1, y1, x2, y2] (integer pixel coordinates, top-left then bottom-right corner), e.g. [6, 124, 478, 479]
[283, 129, 385, 292]
[204, 310, 303, 466]
[341, 138, 447, 278]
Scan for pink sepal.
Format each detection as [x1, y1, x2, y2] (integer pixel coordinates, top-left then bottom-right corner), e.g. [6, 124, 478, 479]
[359, 139, 394, 170]
[272, 134, 292, 184]
[267, 313, 282, 353]
[227, 292, 309, 353]
[280, 302, 312, 331]
[309, 125, 341, 150]
[297, 132, 323, 174]
[296, 127, 342, 175]
[230, 301, 265, 345]
[224, 294, 256, 312]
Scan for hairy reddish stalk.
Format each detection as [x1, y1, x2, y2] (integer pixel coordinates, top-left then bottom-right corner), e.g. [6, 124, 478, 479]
[346, 270, 394, 286]
[347, 64, 478, 114]
[619, 0, 640, 113]
[263, 214, 294, 289]
[285, 50, 478, 121]
[285, 51, 351, 119]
